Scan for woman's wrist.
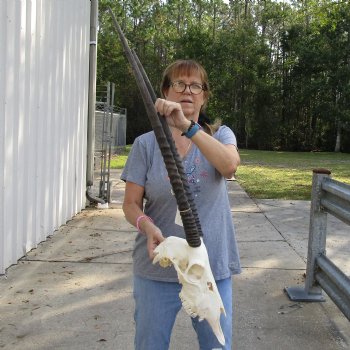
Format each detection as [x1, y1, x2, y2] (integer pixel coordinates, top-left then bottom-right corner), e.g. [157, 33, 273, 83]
[180, 119, 192, 133]
[181, 120, 201, 138]
[136, 215, 153, 234]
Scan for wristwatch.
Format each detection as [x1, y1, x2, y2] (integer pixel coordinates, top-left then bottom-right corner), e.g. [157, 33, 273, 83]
[181, 120, 201, 138]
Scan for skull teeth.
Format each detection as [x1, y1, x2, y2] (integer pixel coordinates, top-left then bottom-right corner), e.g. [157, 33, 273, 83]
[180, 294, 199, 318]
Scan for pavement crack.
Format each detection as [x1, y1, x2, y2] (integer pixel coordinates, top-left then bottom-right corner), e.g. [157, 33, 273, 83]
[80, 249, 133, 262]
[242, 266, 305, 271]
[252, 199, 307, 263]
[19, 258, 132, 265]
[65, 225, 134, 233]
[238, 239, 285, 243]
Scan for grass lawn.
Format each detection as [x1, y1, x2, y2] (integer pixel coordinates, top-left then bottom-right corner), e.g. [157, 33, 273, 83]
[110, 146, 350, 200]
[237, 149, 350, 200]
[110, 145, 132, 169]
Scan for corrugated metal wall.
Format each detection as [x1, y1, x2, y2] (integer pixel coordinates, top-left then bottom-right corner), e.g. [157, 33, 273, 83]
[0, 0, 91, 274]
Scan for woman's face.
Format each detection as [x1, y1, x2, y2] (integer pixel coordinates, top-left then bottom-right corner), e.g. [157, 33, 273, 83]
[164, 72, 206, 120]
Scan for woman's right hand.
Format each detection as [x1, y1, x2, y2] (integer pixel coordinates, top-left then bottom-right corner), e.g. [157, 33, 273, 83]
[143, 224, 165, 260]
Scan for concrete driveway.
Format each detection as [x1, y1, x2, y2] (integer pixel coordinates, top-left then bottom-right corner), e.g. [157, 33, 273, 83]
[0, 170, 349, 349]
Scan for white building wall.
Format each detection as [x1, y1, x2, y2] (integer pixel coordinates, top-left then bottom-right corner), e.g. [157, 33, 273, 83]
[0, 0, 91, 274]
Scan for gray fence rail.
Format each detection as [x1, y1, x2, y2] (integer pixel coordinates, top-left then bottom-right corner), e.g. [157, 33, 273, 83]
[285, 169, 350, 321]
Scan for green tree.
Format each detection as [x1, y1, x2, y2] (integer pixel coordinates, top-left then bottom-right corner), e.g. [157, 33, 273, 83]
[96, 0, 350, 151]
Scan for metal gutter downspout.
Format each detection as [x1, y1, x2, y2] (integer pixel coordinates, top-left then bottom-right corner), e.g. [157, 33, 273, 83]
[86, 0, 105, 204]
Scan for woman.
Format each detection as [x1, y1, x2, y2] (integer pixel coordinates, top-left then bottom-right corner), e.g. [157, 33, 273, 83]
[121, 59, 241, 350]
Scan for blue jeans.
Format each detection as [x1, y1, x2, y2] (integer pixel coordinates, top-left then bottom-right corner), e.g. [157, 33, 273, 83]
[133, 275, 233, 350]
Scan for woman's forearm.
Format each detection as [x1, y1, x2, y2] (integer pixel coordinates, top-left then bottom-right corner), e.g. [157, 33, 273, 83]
[122, 185, 161, 238]
[191, 130, 240, 178]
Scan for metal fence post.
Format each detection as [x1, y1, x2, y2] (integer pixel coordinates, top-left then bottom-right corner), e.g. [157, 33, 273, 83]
[285, 168, 331, 301]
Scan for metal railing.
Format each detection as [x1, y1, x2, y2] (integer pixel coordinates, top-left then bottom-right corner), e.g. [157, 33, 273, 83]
[285, 169, 350, 321]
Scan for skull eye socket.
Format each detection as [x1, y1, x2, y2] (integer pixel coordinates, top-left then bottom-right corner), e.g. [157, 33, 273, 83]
[187, 264, 204, 281]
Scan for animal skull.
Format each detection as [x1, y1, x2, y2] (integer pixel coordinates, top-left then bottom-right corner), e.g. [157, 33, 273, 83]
[153, 236, 226, 346]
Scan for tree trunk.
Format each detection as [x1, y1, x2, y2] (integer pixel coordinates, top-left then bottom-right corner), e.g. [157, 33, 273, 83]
[334, 120, 341, 152]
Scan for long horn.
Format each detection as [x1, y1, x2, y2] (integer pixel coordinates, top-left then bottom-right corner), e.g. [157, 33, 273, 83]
[108, 8, 201, 247]
[131, 49, 203, 237]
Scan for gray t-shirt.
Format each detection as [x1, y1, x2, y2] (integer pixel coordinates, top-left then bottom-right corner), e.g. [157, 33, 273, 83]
[121, 125, 241, 282]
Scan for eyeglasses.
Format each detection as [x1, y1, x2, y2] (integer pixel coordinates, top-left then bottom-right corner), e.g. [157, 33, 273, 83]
[170, 81, 206, 95]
